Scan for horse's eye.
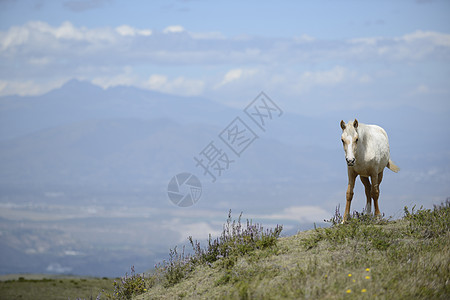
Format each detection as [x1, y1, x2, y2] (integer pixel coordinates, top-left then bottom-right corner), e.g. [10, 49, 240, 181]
[355, 138, 359, 143]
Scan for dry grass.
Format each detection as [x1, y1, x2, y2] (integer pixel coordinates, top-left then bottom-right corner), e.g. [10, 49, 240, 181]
[134, 201, 449, 299]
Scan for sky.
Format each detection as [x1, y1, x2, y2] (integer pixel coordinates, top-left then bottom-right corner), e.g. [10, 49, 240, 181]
[0, 0, 449, 116]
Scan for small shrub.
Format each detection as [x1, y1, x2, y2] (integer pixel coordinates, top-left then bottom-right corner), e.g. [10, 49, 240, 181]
[404, 199, 450, 239]
[188, 210, 283, 267]
[159, 246, 192, 287]
[103, 266, 147, 300]
[154, 210, 282, 287]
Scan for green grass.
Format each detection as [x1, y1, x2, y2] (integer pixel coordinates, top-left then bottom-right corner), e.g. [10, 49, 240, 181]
[133, 201, 449, 300]
[0, 275, 113, 300]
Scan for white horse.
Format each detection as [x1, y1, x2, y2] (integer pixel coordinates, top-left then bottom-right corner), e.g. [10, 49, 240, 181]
[340, 119, 399, 223]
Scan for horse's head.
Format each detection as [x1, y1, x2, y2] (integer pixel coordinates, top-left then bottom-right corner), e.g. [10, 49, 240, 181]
[340, 119, 359, 166]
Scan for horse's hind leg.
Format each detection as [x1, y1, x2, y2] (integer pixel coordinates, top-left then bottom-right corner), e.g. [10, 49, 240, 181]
[360, 176, 372, 214]
[371, 171, 384, 217]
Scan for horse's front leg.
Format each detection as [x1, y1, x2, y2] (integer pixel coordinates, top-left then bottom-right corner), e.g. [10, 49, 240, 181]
[342, 168, 357, 223]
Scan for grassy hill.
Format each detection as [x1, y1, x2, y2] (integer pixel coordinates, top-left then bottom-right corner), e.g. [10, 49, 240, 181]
[133, 202, 448, 299]
[1, 201, 448, 300]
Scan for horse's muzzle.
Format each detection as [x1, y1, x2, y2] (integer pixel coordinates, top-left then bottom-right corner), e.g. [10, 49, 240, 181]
[346, 158, 355, 166]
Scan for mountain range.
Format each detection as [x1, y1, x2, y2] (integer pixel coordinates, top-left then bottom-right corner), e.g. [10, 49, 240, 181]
[0, 79, 448, 276]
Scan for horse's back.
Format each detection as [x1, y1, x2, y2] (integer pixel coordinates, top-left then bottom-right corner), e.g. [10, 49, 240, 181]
[358, 123, 390, 174]
[364, 124, 389, 145]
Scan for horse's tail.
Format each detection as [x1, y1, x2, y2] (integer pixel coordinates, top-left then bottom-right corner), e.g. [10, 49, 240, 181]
[387, 159, 400, 173]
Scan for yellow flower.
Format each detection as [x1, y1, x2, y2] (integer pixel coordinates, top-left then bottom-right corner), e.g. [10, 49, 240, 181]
[362, 289, 367, 293]
[348, 273, 352, 277]
[144, 288, 147, 291]
[352, 279, 356, 283]
[346, 289, 352, 294]
[365, 276, 371, 280]
[365, 268, 370, 272]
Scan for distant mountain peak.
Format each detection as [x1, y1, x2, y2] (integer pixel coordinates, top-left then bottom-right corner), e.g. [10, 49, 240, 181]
[59, 79, 103, 92]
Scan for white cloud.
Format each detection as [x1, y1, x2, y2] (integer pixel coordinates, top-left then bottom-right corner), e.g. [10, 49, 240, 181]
[51, 21, 84, 40]
[147, 74, 168, 89]
[0, 79, 68, 96]
[31, 20, 115, 42]
[294, 34, 315, 43]
[0, 21, 449, 106]
[1, 27, 27, 51]
[145, 74, 205, 96]
[177, 222, 222, 243]
[347, 30, 450, 61]
[287, 66, 368, 94]
[46, 263, 72, 274]
[0, 21, 116, 53]
[2, 21, 449, 64]
[162, 218, 222, 243]
[401, 30, 450, 47]
[407, 83, 449, 99]
[163, 25, 185, 34]
[223, 68, 243, 83]
[115, 25, 152, 37]
[251, 206, 329, 224]
[214, 68, 259, 89]
[92, 67, 137, 89]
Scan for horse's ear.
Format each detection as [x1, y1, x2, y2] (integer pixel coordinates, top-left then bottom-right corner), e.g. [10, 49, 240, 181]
[340, 120, 346, 130]
[353, 119, 359, 129]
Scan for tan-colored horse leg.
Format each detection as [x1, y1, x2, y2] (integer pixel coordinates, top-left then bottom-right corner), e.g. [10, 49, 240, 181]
[371, 171, 383, 217]
[342, 168, 357, 223]
[360, 176, 372, 214]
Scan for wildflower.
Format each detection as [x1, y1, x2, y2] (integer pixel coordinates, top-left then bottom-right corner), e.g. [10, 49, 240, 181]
[365, 275, 371, 280]
[348, 273, 352, 277]
[352, 279, 356, 283]
[365, 268, 370, 272]
[362, 289, 367, 293]
[346, 289, 352, 294]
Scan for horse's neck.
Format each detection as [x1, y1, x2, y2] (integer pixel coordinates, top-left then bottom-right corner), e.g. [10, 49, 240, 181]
[357, 123, 368, 142]
[356, 124, 369, 154]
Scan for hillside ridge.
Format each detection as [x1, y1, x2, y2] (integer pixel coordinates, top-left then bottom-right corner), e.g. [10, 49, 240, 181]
[129, 203, 449, 299]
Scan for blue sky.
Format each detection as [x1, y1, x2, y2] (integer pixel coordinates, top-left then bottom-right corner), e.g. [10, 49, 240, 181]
[1, 0, 449, 38]
[0, 0, 449, 116]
